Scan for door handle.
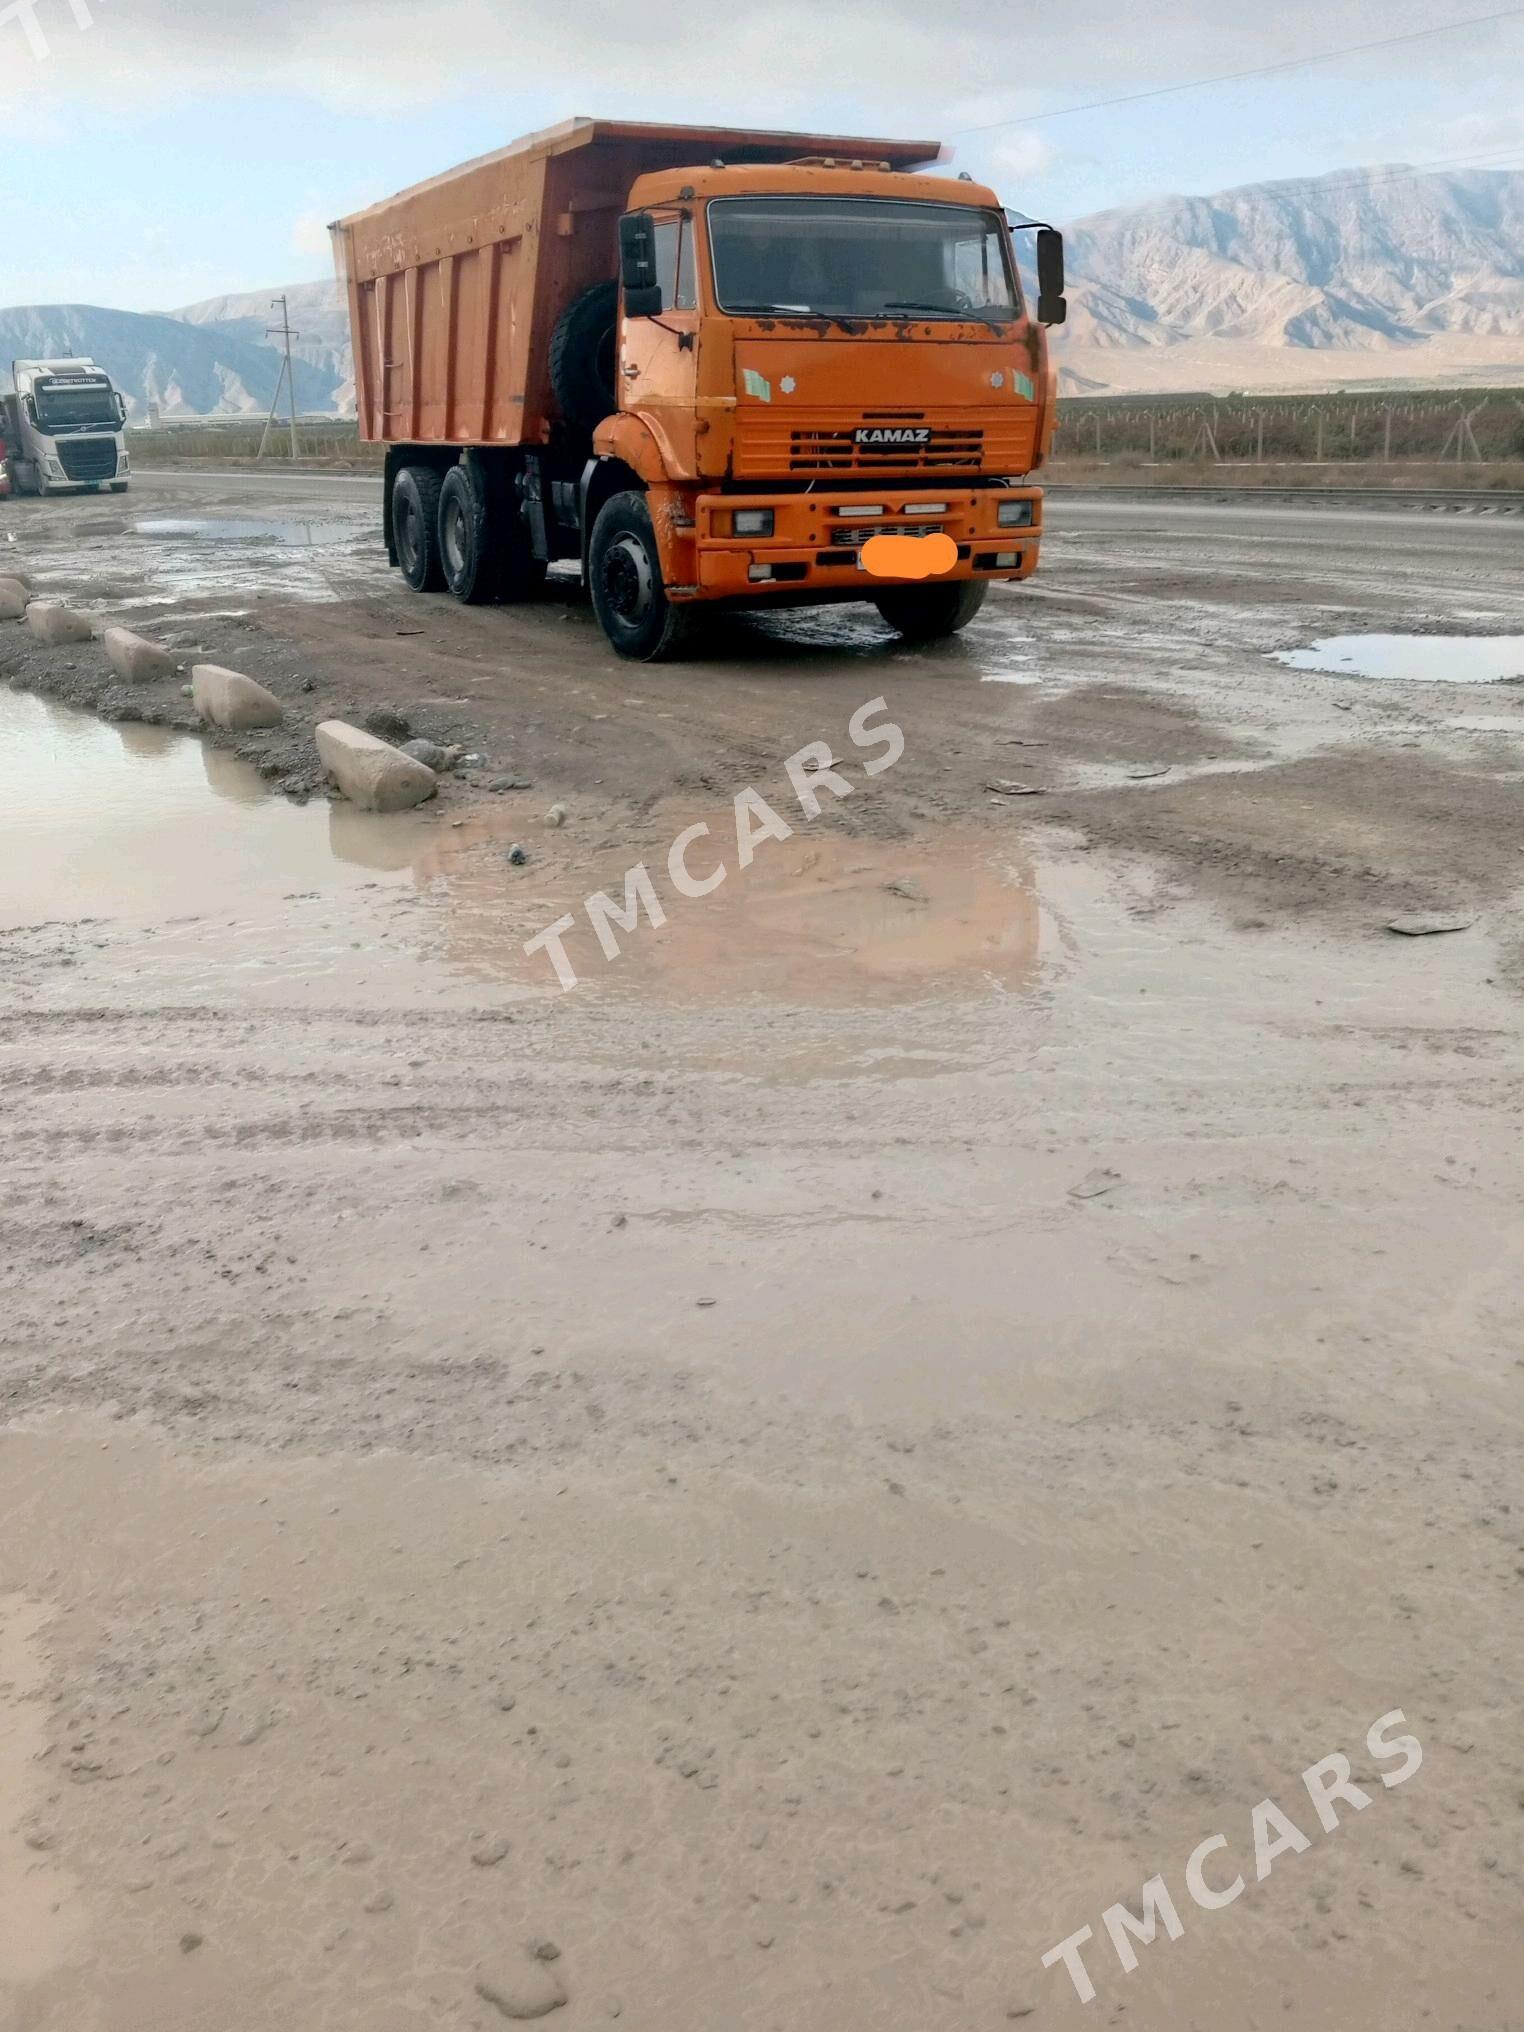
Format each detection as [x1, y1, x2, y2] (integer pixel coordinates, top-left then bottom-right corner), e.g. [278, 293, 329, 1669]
[620, 362, 640, 378]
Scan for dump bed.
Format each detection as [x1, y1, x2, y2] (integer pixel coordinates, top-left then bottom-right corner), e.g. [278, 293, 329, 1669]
[332, 117, 940, 448]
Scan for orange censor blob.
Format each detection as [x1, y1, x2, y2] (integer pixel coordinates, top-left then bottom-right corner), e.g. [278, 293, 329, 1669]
[859, 530, 959, 580]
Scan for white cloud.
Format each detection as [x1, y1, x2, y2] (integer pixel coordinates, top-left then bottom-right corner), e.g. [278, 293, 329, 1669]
[987, 130, 1060, 183]
[291, 210, 334, 258]
[21, 0, 1524, 120]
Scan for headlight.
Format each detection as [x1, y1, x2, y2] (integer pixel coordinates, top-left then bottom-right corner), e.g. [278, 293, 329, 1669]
[46, 458, 65, 476]
[998, 498, 1035, 528]
[732, 508, 774, 537]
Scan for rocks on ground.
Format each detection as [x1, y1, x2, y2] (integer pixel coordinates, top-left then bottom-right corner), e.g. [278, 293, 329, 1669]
[399, 737, 463, 773]
[316, 719, 437, 812]
[364, 705, 411, 741]
[102, 626, 178, 684]
[192, 664, 285, 732]
[26, 601, 94, 646]
[474, 1961, 567, 2021]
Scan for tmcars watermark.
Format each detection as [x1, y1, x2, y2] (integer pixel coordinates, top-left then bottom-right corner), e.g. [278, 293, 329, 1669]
[522, 695, 904, 991]
[2, 0, 101, 63]
[1042, 1709, 1423, 2004]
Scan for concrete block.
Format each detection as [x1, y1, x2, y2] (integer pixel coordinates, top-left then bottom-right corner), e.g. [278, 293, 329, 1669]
[25, 601, 94, 646]
[103, 626, 178, 683]
[0, 580, 29, 622]
[315, 719, 437, 812]
[192, 663, 285, 731]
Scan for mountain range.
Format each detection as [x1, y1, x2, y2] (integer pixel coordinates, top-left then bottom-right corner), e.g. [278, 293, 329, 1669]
[1054, 163, 1524, 393]
[2, 166, 1520, 410]
[0, 301, 345, 420]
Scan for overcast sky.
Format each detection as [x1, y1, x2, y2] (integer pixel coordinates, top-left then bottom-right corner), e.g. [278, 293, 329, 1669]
[3, 0, 1522, 308]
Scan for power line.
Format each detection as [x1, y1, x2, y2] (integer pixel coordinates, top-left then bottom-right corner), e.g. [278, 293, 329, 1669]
[950, 6, 1524, 137]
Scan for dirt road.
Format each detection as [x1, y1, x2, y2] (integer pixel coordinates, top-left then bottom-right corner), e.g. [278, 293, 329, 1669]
[2, 472, 1522, 2032]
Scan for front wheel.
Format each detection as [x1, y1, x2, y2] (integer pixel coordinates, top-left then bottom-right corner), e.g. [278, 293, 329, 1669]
[587, 490, 693, 662]
[109, 480, 129, 493]
[874, 581, 988, 641]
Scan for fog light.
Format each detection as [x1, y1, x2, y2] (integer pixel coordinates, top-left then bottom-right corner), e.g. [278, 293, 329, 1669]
[837, 503, 883, 516]
[902, 501, 949, 514]
[733, 508, 774, 536]
[994, 550, 1018, 567]
[998, 499, 1035, 527]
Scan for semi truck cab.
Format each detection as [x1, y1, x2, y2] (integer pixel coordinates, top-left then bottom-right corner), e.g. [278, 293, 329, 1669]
[7, 358, 130, 495]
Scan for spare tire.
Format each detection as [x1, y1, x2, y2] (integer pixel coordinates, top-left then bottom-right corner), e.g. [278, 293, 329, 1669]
[550, 280, 619, 434]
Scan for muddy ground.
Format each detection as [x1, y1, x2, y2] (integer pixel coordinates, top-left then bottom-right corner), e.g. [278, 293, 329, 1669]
[2, 471, 1522, 2032]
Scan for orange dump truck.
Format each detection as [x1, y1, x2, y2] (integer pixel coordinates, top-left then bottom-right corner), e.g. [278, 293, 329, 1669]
[332, 117, 1065, 661]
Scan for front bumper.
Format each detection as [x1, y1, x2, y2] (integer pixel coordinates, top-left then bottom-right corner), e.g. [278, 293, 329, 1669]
[684, 485, 1042, 600]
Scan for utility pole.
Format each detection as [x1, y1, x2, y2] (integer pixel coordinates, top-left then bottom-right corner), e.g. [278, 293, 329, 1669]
[257, 295, 300, 460]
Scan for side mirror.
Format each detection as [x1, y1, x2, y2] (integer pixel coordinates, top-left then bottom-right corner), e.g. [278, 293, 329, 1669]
[1036, 226, 1067, 327]
[619, 212, 663, 318]
[114, 392, 127, 425]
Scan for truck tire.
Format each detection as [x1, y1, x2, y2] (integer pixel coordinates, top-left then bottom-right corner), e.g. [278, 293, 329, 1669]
[549, 281, 619, 435]
[392, 464, 445, 592]
[588, 490, 693, 662]
[437, 465, 495, 604]
[109, 480, 128, 493]
[874, 581, 988, 641]
[437, 462, 546, 604]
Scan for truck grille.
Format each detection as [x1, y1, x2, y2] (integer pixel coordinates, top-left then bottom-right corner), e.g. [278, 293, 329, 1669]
[794, 427, 982, 472]
[58, 437, 118, 482]
[732, 408, 1036, 481]
[829, 520, 944, 546]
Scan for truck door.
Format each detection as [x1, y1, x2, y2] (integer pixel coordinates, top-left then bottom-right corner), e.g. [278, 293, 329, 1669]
[618, 207, 700, 475]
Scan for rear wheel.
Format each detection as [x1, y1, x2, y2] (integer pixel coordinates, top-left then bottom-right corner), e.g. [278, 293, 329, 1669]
[438, 465, 494, 604]
[874, 581, 987, 641]
[438, 461, 546, 605]
[392, 464, 445, 592]
[588, 490, 692, 662]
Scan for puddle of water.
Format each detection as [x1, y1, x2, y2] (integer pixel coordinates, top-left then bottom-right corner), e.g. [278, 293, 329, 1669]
[0, 692, 1045, 1010]
[1272, 633, 1524, 684]
[0, 690, 430, 927]
[133, 515, 361, 547]
[0, 1594, 83, 1991]
[410, 809, 1046, 1004]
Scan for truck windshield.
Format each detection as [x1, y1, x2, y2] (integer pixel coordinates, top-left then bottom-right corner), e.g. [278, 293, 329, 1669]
[35, 380, 119, 432]
[709, 196, 1019, 321]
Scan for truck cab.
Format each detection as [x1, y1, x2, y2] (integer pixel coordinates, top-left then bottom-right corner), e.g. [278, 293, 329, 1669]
[7, 358, 130, 495]
[590, 160, 1061, 653]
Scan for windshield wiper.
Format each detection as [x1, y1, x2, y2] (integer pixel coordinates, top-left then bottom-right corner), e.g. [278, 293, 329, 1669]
[726, 301, 832, 318]
[883, 299, 1008, 323]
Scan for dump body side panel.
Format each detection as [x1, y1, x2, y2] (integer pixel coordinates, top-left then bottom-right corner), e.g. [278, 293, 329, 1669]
[341, 146, 550, 447]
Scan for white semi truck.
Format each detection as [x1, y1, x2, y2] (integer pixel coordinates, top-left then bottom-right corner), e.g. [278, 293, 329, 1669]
[4, 358, 130, 495]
